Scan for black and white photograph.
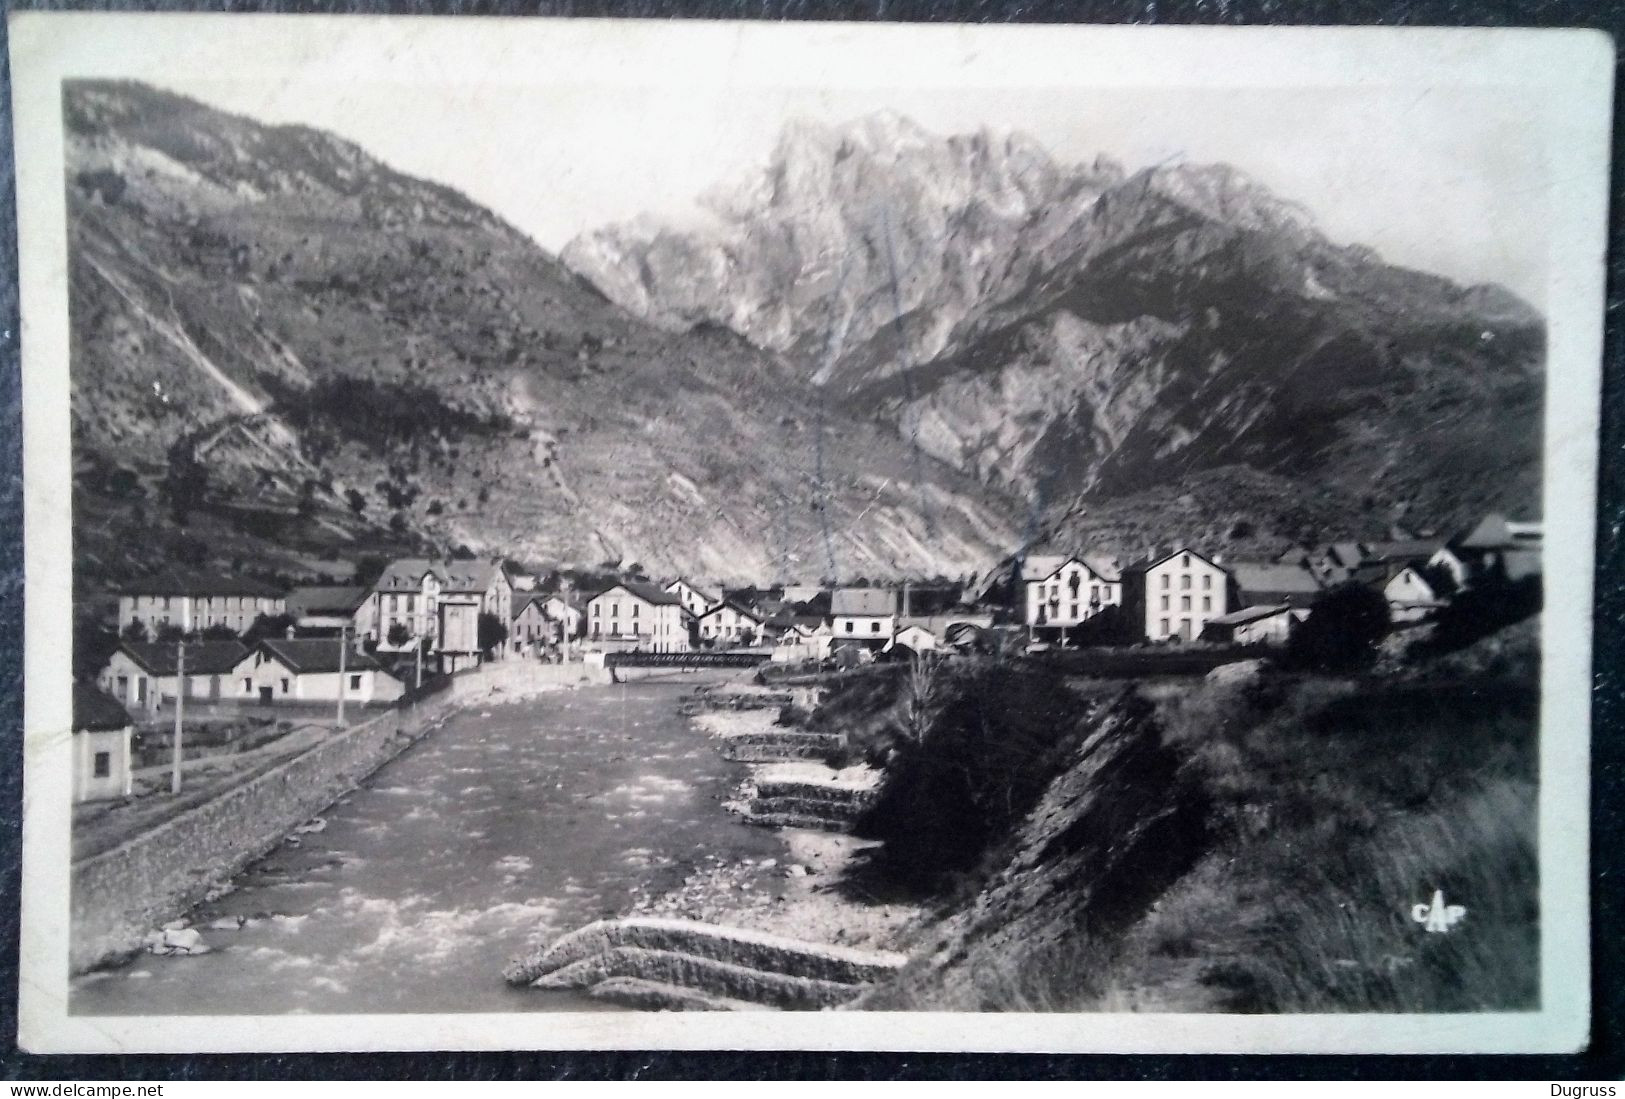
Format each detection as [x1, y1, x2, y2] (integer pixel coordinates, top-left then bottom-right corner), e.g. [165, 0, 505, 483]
[10, 14, 1609, 1054]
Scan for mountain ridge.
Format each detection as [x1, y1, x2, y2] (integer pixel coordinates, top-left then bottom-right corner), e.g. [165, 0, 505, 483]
[67, 81, 1021, 588]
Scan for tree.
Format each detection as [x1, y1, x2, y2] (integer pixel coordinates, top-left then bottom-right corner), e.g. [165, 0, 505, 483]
[199, 623, 239, 641]
[1288, 582, 1391, 671]
[346, 488, 367, 515]
[162, 438, 209, 525]
[154, 622, 188, 643]
[120, 619, 149, 643]
[245, 612, 297, 642]
[387, 621, 413, 648]
[75, 620, 121, 682]
[478, 611, 508, 656]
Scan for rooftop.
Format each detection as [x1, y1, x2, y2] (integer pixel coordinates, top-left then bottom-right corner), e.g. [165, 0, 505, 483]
[117, 640, 252, 676]
[119, 571, 283, 598]
[257, 638, 386, 674]
[74, 684, 132, 732]
[831, 588, 899, 617]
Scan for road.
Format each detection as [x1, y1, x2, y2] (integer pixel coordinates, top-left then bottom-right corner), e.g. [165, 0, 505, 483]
[70, 674, 783, 1015]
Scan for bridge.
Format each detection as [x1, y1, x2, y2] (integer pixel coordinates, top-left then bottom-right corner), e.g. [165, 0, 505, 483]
[604, 651, 771, 669]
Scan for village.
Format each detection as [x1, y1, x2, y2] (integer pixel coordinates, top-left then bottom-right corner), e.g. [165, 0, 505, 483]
[70, 509, 1542, 809]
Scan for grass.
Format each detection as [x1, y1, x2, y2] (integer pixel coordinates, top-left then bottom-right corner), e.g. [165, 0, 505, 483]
[858, 625, 1540, 1013]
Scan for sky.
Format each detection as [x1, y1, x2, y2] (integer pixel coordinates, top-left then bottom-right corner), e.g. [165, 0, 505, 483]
[174, 78, 1550, 305]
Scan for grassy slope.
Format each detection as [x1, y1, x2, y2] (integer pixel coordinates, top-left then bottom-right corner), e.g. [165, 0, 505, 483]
[849, 619, 1539, 1012]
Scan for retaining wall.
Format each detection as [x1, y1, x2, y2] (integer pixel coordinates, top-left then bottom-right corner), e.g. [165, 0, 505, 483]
[69, 693, 462, 974]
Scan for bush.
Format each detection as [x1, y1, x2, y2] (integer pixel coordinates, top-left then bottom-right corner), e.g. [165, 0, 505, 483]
[858, 661, 1089, 891]
[1286, 582, 1390, 672]
[1427, 574, 1541, 653]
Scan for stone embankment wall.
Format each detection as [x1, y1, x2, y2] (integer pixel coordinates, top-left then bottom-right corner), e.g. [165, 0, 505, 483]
[70, 692, 462, 974]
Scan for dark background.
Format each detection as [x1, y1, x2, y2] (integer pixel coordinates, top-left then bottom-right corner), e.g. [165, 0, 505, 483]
[0, 0, 1619, 1080]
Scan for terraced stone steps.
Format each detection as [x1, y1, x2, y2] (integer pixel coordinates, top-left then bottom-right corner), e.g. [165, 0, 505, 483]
[586, 976, 771, 1012]
[715, 729, 843, 763]
[506, 917, 907, 1011]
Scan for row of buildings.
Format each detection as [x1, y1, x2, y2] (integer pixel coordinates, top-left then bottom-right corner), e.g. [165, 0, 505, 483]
[89, 510, 1541, 721]
[1016, 512, 1542, 648]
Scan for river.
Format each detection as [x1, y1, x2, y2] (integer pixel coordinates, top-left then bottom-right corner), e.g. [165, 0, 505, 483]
[70, 674, 784, 1015]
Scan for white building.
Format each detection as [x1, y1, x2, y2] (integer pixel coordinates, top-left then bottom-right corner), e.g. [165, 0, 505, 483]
[1384, 566, 1446, 624]
[831, 588, 898, 647]
[663, 578, 717, 620]
[697, 601, 766, 646]
[585, 581, 691, 653]
[73, 684, 133, 803]
[1201, 604, 1302, 647]
[117, 573, 285, 638]
[367, 559, 445, 653]
[366, 557, 512, 673]
[1123, 548, 1231, 642]
[97, 640, 251, 715]
[284, 585, 371, 635]
[1021, 553, 1122, 639]
[230, 638, 403, 706]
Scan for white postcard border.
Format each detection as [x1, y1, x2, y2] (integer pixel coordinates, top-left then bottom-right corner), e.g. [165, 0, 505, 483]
[10, 12, 1611, 1055]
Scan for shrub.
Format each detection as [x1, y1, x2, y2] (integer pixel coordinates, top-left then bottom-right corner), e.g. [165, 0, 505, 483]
[1287, 582, 1390, 671]
[859, 661, 1088, 891]
[1427, 573, 1541, 653]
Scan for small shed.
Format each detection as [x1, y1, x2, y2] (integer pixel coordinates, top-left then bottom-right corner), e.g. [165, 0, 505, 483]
[73, 684, 133, 803]
[1201, 604, 1301, 647]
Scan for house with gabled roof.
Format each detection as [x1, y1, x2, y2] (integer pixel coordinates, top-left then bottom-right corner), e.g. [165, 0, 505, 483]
[437, 558, 513, 672]
[230, 638, 403, 706]
[585, 580, 690, 653]
[663, 578, 717, 620]
[366, 558, 446, 653]
[97, 640, 251, 715]
[697, 600, 766, 647]
[285, 585, 371, 635]
[1384, 565, 1447, 624]
[1121, 548, 1231, 642]
[1021, 552, 1122, 642]
[831, 588, 898, 649]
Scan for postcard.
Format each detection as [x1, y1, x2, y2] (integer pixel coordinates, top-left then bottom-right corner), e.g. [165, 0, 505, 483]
[10, 12, 1611, 1054]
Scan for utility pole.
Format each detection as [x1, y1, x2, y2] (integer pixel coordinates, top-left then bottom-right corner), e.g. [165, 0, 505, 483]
[336, 623, 348, 729]
[415, 634, 424, 690]
[170, 640, 185, 795]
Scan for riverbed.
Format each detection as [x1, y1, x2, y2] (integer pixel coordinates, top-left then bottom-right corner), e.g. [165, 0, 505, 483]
[70, 674, 784, 1015]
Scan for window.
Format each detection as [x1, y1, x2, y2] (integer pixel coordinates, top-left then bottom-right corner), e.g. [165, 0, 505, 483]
[1160, 618, 1170, 636]
[1202, 575, 1212, 590]
[350, 673, 362, 690]
[242, 677, 251, 692]
[845, 622, 855, 634]
[871, 621, 881, 633]
[1202, 597, 1212, 611]
[1182, 554, 1191, 568]
[1181, 575, 1191, 590]
[1160, 575, 1170, 590]
[163, 596, 171, 610]
[280, 678, 290, 694]
[611, 604, 619, 617]
[1181, 596, 1191, 611]
[1070, 603, 1079, 618]
[632, 605, 640, 619]
[593, 605, 600, 617]
[116, 675, 128, 694]
[93, 752, 111, 778]
[1160, 595, 1169, 611]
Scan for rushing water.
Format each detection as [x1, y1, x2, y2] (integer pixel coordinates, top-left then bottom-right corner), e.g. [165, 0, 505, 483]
[70, 675, 784, 1015]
